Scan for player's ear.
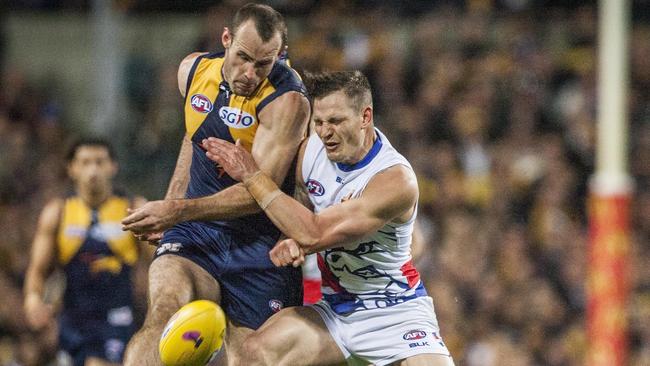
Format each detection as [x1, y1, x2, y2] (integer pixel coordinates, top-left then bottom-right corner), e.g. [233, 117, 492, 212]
[361, 106, 373, 128]
[222, 27, 232, 49]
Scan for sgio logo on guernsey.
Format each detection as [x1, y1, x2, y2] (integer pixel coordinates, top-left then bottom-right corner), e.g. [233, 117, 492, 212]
[219, 106, 256, 129]
[190, 94, 213, 114]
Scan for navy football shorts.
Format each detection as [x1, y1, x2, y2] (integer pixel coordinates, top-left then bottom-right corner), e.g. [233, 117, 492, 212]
[157, 221, 303, 329]
[58, 310, 134, 366]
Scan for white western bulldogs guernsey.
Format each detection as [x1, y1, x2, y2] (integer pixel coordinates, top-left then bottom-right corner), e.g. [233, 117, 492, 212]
[301, 128, 452, 365]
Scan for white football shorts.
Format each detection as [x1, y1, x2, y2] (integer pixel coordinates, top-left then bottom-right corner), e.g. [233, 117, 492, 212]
[312, 296, 451, 366]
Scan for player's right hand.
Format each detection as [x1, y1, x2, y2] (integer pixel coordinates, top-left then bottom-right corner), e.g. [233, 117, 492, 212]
[270, 238, 305, 267]
[24, 293, 53, 331]
[121, 200, 181, 234]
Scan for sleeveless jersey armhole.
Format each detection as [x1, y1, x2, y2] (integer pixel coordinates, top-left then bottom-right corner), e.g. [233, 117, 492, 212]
[183, 55, 206, 103]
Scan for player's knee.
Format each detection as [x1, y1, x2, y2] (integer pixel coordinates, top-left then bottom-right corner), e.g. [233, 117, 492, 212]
[146, 280, 193, 326]
[147, 257, 198, 318]
[145, 298, 183, 328]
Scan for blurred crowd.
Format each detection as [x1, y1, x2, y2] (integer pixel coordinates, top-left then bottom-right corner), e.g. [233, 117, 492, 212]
[1, 1, 649, 365]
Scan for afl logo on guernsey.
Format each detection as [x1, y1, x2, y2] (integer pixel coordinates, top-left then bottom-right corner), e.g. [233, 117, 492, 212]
[306, 179, 325, 196]
[219, 106, 256, 129]
[190, 94, 213, 113]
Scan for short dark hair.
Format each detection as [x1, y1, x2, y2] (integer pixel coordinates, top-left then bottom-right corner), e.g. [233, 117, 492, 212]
[304, 70, 373, 111]
[65, 137, 115, 162]
[232, 3, 287, 49]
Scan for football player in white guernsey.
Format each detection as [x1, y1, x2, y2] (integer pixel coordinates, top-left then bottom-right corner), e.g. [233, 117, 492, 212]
[202, 71, 454, 366]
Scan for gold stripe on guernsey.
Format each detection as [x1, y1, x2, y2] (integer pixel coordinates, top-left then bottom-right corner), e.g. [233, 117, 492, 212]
[57, 196, 138, 266]
[98, 197, 138, 265]
[185, 57, 225, 138]
[57, 197, 90, 265]
[228, 79, 276, 152]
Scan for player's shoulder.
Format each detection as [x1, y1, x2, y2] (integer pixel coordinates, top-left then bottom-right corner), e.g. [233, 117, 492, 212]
[374, 164, 417, 186]
[266, 60, 307, 95]
[363, 164, 418, 221]
[256, 85, 310, 124]
[366, 153, 418, 202]
[38, 197, 65, 227]
[179, 51, 223, 67]
[178, 52, 209, 76]
[43, 197, 65, 211]
[178, 51, 221, 97]
[368, 155, 418, 196]
[374, 130, 413, 168]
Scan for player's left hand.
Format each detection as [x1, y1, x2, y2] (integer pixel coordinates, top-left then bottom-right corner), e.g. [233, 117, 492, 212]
[202, 138, 259, 182]
[270, 238, 305, 267]
[121, 200, 181, 234]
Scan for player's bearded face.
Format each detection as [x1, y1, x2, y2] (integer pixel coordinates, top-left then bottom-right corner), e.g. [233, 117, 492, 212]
[68, 147, 117, 194]
[313, 91, 367, 164]
[222, 21, 281, 97]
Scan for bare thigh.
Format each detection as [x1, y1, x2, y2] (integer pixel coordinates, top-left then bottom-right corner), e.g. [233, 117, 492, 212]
[241, 306, 346, 366]
[125, 255, 221, 366]
[393, 353, 455, 366]
[209, 319, 255, 366]
[145, 255, 220, 326]
[151, 256, 256, 366]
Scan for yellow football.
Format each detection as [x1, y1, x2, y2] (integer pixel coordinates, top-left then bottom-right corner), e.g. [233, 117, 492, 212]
[159, 300, 227, 366]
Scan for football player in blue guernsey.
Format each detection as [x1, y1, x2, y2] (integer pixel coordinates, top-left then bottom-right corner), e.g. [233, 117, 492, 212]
[24, 138, 148, 366]
[203, 71, 455, 366]
[120, 3, 310, 365]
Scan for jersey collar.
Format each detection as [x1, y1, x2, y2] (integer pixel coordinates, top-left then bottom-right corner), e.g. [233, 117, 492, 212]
[336, 130, 383, 172]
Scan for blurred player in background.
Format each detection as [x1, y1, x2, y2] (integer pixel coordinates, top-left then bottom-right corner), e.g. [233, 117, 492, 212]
[121, 3, 310, 364]
[203, 71, 454, 366]
[23, 137, 147, 366]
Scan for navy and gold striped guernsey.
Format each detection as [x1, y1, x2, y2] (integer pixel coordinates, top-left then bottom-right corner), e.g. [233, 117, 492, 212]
[184, 51, 306, 236]
[57, 193, 137, 365]
[159, 52, 306, 329]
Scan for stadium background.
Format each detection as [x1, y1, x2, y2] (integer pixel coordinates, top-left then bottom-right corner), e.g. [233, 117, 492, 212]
[0, 0, 648, 365]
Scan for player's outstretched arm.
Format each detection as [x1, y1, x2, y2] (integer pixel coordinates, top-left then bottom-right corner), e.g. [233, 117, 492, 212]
[168, 53, 209, 199]
[178, 52, 208, 99]
[165, 134, 193, 200]
[266, 166, 417, 253]
[203, 137, 418, 253]
[23, 199, 61, 330]
[168, 52, 209, 199]
[120, 53, 203, 235]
